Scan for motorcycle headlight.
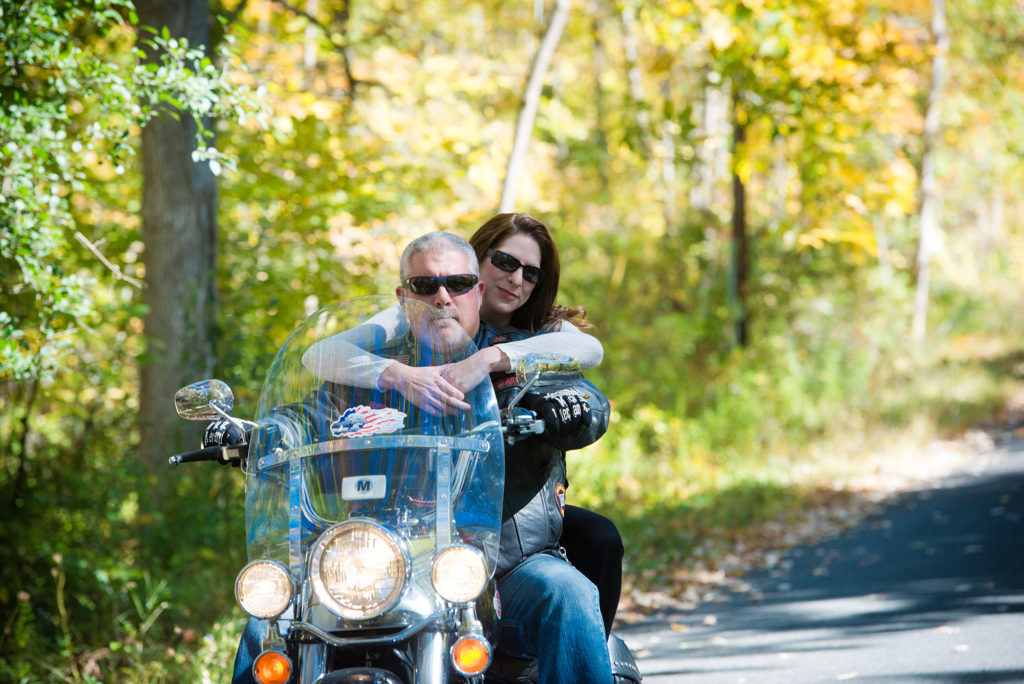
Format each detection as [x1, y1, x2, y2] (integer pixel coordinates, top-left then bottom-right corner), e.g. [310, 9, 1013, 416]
[432, 545, 488, 604]
[235, 560, 293, 619]
[309, 520, 409, 620]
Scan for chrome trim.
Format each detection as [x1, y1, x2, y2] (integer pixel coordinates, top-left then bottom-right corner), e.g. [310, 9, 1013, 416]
[435, 446, 452, 549]
[256, 435, 490, 471]
[289, 452, 302, 576]
[415, 630, 447, 684]
[298, 641, 327, 682]
[289, 613, 443, 647]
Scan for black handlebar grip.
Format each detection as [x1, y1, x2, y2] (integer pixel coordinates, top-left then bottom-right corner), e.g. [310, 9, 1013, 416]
[168, 445, 227, 466]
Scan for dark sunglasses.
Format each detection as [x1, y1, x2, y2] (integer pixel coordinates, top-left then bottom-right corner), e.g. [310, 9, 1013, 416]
[486, 249, 545, 285]
[403, 273, 479, 296]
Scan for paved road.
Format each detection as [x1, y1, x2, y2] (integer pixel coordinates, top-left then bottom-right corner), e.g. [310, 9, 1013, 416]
[618, 438, 1024, 683]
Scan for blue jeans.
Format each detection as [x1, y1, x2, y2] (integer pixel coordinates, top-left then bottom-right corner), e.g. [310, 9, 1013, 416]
[231, 618, 264, 684]
[496, 552, 613, 684]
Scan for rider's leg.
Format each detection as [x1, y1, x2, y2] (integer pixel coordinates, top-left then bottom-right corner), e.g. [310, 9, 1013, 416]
[562, 505, 624, 636]
[496, 552, 613, 684]
[230, 617, 264, 684]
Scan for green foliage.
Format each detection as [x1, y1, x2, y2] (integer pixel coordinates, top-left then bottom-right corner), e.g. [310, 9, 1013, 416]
[0, 1, 263, 679]
[0, 304, 247, 679]
[0, 0, 266, 384]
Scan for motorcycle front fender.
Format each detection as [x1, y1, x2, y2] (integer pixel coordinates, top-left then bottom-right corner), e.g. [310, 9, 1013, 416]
[298, 641, 327, 682]
[413, 629, 448, 683]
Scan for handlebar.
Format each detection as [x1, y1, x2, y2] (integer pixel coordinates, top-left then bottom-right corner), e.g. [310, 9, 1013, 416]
[170, 403, 544, 466]
[168, 444, 247, 466]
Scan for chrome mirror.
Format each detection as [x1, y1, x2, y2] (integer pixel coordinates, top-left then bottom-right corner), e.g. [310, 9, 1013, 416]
[174, 379, 235, 420]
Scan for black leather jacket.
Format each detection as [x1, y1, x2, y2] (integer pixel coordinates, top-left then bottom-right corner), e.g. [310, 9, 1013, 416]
[491, 373, 611, 578]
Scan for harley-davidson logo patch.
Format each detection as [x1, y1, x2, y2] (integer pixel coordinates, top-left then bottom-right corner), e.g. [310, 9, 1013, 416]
[555, 482, 566, 517]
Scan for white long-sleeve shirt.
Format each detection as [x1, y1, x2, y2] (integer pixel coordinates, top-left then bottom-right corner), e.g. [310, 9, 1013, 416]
[301, 304, 603, 387]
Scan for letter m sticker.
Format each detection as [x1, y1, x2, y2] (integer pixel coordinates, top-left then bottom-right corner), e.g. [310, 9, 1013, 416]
[341, 475, 386, 501]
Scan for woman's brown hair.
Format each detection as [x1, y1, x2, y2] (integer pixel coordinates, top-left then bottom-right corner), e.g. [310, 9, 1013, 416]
[469, 213, 590, 333]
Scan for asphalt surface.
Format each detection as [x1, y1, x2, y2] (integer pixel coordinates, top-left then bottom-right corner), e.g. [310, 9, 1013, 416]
[618, 437, 1024, 683]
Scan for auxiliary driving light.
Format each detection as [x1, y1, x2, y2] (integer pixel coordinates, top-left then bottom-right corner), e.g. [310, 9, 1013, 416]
[253, 649, 292, 684]
[235, 560, 293, 619]
[451, 635, 492, 676]
[431, 544, 489, 604]
[309, 520, 409, 620]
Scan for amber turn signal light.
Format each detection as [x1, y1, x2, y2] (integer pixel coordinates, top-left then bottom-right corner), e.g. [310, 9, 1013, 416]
[451, 635, 491, 675]
[254, 650, 292, 684]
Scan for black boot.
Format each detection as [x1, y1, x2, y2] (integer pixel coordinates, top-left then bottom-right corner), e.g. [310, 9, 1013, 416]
[608, 633, 642, 683]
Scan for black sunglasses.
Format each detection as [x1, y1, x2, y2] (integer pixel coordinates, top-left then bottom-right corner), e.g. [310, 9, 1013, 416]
[486, 249, 545, 285]
[403, 273, 479, 296]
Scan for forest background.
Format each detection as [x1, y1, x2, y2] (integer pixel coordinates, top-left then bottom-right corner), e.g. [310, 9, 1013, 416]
[2, 0, 1023, 681]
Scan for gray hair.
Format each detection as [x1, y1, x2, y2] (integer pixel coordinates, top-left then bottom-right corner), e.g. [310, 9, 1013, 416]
[398, 231, 479, 280]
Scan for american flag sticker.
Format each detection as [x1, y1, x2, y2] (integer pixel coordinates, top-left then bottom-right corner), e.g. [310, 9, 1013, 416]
[330, 405, 407, 438]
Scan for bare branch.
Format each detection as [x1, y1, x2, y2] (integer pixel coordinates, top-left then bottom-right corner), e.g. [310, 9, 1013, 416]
[74, 232, 144, 288]
[273, 0, 361, 99]
[500, 0, 572, 212]
[222, 0, 250, 25]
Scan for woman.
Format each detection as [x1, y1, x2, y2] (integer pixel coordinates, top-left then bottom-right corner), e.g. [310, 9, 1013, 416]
[468, 213, 623, 637]
[302, 213, 622, 635]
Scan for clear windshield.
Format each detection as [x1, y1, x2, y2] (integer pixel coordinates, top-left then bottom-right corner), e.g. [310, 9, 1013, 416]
[243, 295, 504, 581]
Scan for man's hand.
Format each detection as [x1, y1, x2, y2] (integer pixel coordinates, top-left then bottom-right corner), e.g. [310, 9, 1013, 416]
[520, 388, 592, 439]
[203, 418, 257, 468]
[438, 356, 490, 393]
[378, 362, 470, 415]
[203, 418, 255, 447]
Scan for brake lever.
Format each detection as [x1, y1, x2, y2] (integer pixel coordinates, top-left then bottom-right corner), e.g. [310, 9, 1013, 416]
[501, 407, 545, 444]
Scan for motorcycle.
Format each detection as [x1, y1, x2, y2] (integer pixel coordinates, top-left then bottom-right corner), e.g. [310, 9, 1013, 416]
[170, 295, 641, 683]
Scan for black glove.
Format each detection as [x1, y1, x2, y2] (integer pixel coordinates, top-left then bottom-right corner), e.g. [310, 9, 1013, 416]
[203, 419, 255, 448]
[520, 388, 592, 439]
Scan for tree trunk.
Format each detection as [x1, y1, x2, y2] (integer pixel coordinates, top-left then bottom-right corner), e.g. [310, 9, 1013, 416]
[135, 0, 218, 471]
[660, 78, 677, 230]
[912, 0, 948, 341]
[691, 78, 730, 212]
[304, 0, 319, 73]
[730, 103, 749, 347]
[591, 15, 610, 194]
[620, 5, 651, 149]
[499, 0, 571, 212]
